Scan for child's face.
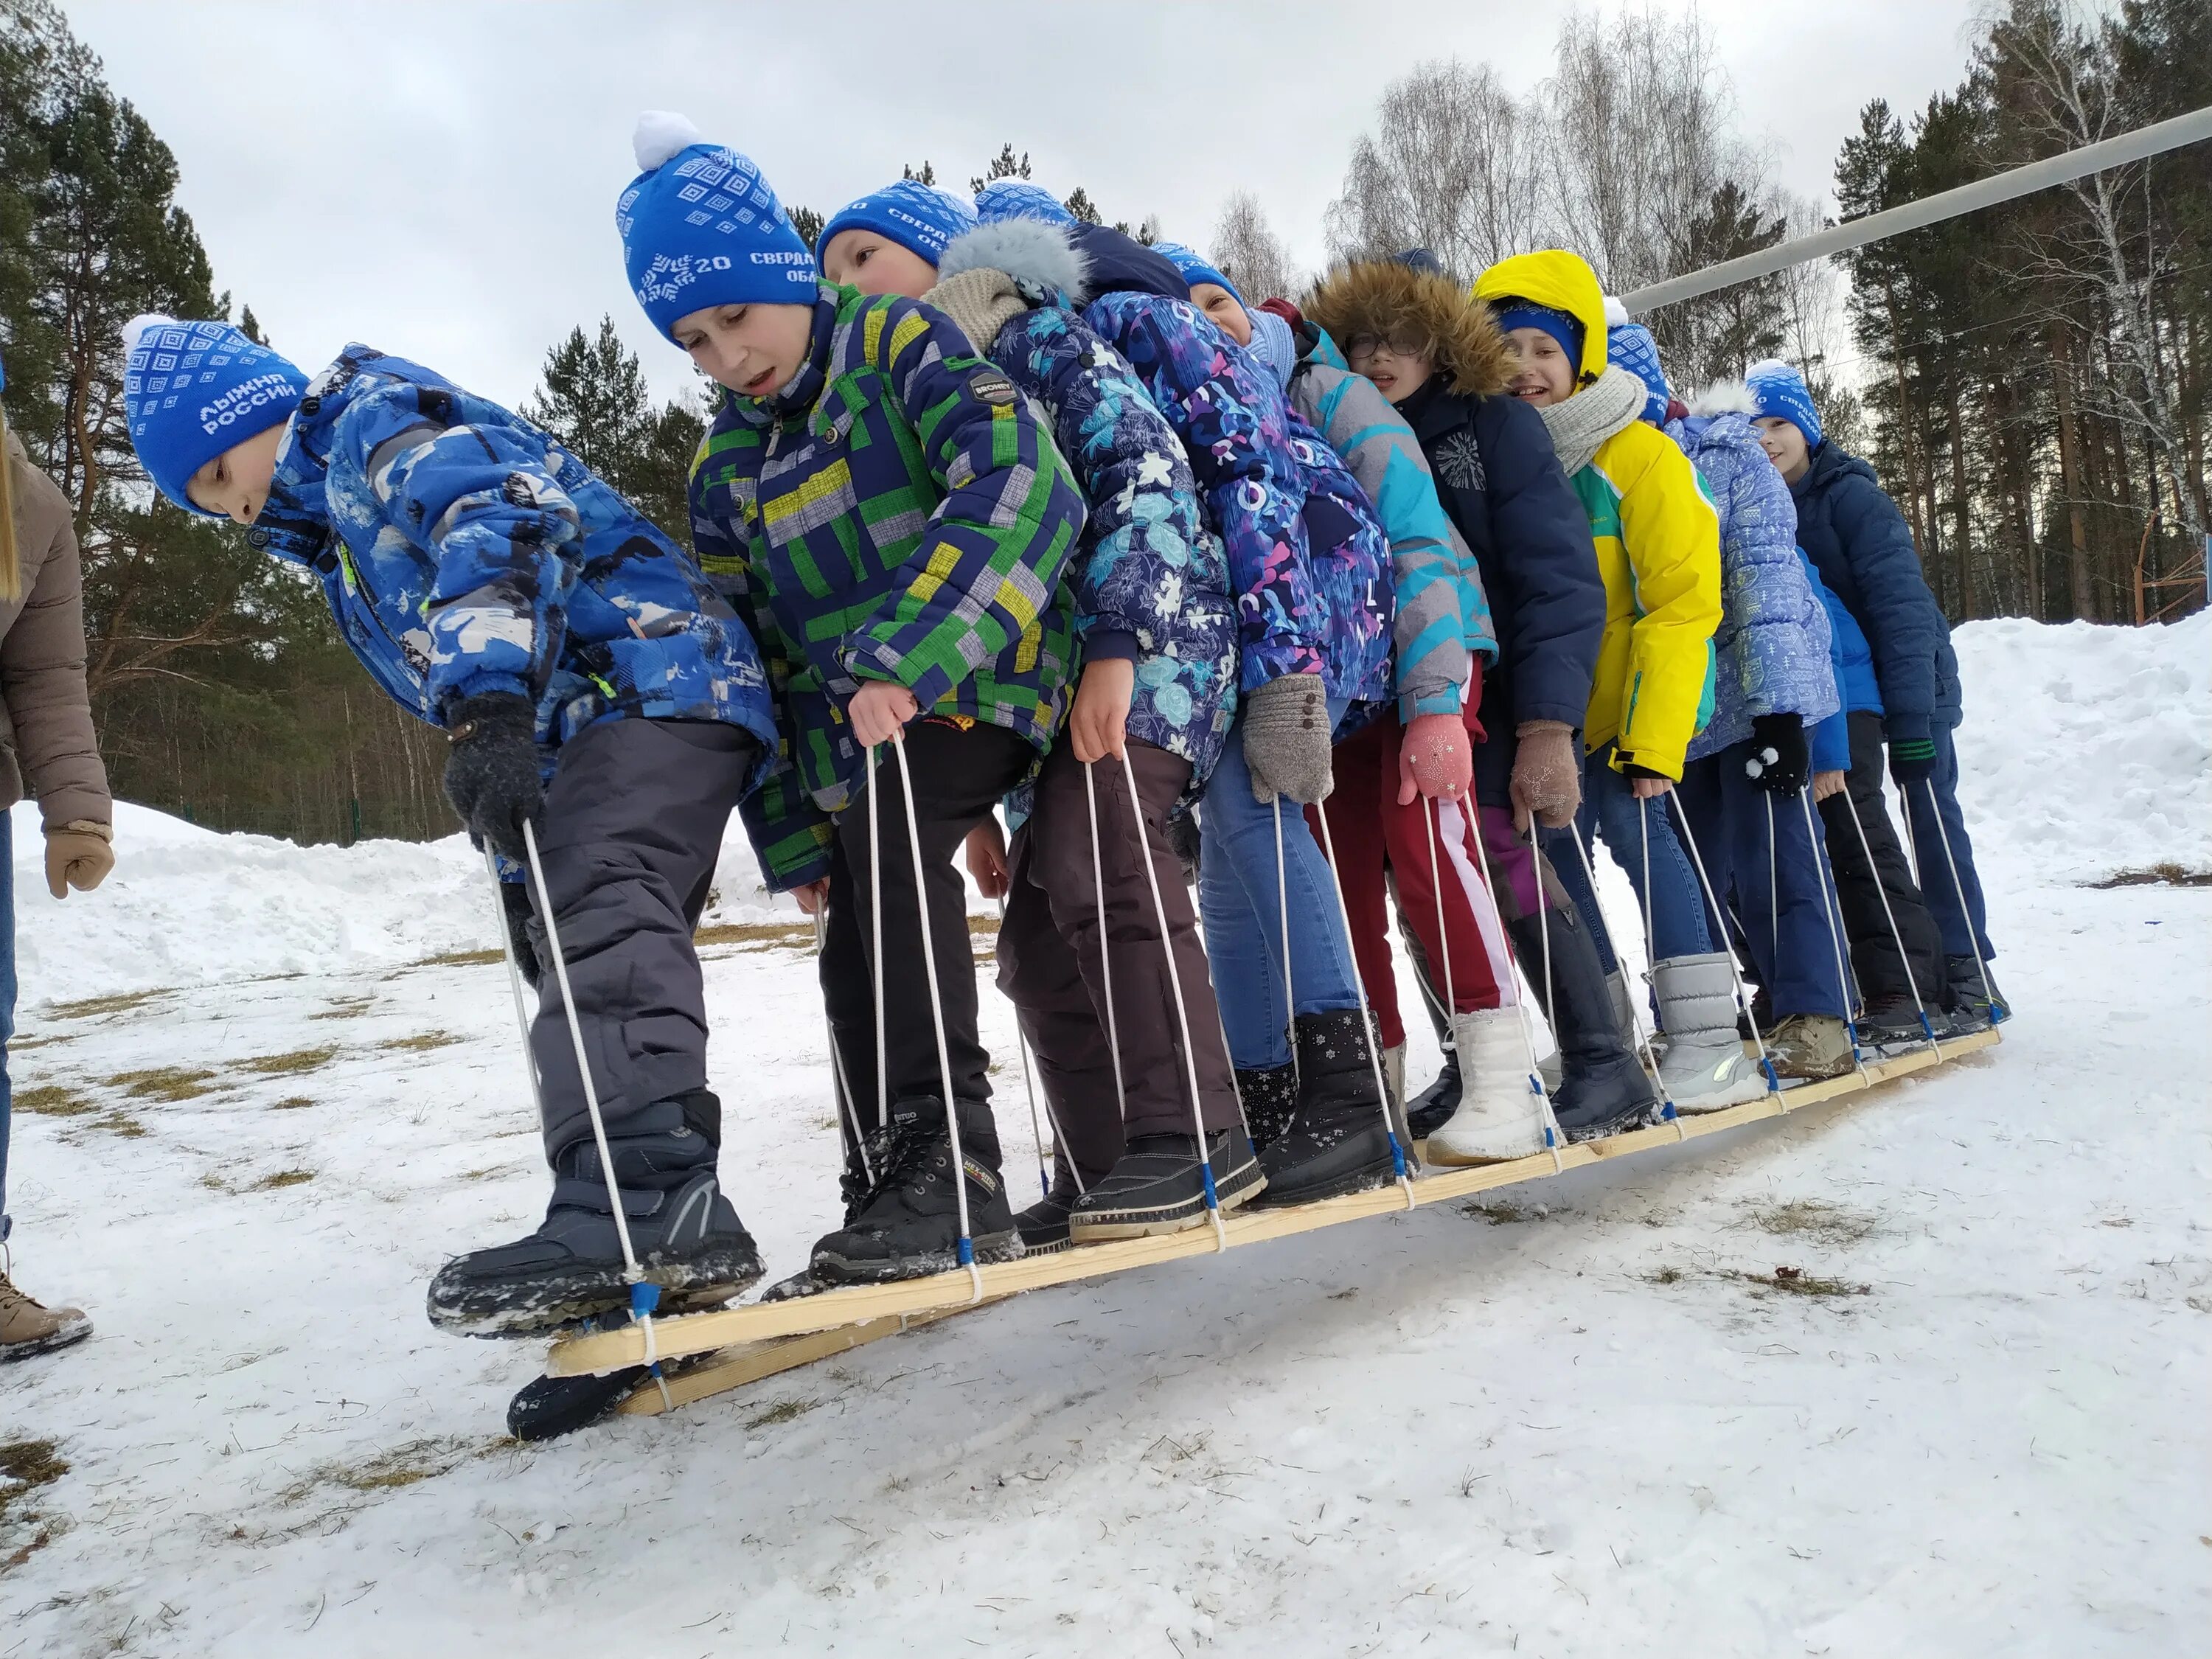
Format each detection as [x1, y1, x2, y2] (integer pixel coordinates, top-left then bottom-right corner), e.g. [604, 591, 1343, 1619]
[1753, 416, 1811, 479]
[819, 231, 938, 302]
[1501, 327, 1576, 408]
[1343, 332, 1433, 404]
[670, 301, 817, 400]
[1188, 282, 1252, 347]
[185, 420, 288, 524]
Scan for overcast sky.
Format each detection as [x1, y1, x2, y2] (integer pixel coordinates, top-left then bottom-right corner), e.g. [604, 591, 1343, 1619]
[63, 0, 1989, 409]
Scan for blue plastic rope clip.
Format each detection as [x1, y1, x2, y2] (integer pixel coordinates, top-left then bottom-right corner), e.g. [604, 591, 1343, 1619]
[1990, 999, 2011, 1026]
[1660, 1101, 1679, 1122]
[1200, 1165, 1220, 1206]
[629, 1281, 661, 1319]
[1039, 1171, 1051, 1201]
[1387, 1138, 1408, 1180]
[1919, 1010, 1938, 1042]
[956, 1236, 975, 1268]
[1526, 1073, 1543, 1096]
[1845, 1021, 1864, 1062]
[1543, 1122, 1558, 1149]
[1760, 1056, 1782, 1093]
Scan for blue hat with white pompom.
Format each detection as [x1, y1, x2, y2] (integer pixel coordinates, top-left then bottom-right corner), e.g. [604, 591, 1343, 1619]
[616, 111, 817, 342]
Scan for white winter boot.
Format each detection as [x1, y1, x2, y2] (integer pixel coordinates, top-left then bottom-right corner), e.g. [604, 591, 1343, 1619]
[1424, 1007, 1550, 1165]
[1651, 952, 1768, 1112]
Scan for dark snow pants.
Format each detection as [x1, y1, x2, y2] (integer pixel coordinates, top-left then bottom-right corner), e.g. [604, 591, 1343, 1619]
[817, 719, 1031, 1134]
[526, 717, 756, 1169]
[997, 740, 1239, 1182]
[1820, 712, 1947, 1006]
[1904, 721, 1994, 962]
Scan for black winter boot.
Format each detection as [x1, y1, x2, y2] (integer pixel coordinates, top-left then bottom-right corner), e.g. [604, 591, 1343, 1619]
[1407, 1046, 1463, 1139]
[1944, 954, 2007, 1030]
[1506, 909, 1660, 1143]
[1235, 1062, 1300, 1152]
[809, 1096, 1022, 1284]
[1255, 1012, 1400, 1208]
[1069, 1127, 1265, 1241]
[426, 1091, 762, 1338]
[1013, 1157, 1102, 1255]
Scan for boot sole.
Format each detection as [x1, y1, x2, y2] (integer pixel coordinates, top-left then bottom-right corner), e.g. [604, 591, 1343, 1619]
[810, 1229, 1024, 1286]
[1251, 1155, 1399, 1208]
[1668, 1074, 1773, 1114]
[1420, 1135, 1548, 1167]
[1558, 1101, 1666, 1144]
[427, 1244, 766, 1339]
[0, 1319, 92, 1363]
[1067, 1161, 1267, 1242]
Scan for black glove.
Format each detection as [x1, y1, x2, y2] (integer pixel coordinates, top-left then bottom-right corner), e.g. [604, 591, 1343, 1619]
[498, 879, 542, 988]
[1887, 726, 1939, 785]
[1166, 806, 1203, 886]
[442, 692, 545, 863]
[1743, 713, 1809, 796]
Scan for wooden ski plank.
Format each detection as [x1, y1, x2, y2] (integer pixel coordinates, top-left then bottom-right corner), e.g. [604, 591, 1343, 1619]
[611, 1305, 985, 1417]
[549, 1027, 1997, 1379]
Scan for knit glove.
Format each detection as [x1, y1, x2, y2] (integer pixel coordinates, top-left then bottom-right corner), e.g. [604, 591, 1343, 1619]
[498, 879, 542, 989]
[1241, 673, 1334, 804]
[44, 821, 114, 899]
[1166, 806, 1203, 886]
[442, 692, 546, 864]
[1509, 720, 1582, 833]
[1397, 712, 1472, 804]
[1743, 713, 1809, 796]
[1887, 730, 1939, 785]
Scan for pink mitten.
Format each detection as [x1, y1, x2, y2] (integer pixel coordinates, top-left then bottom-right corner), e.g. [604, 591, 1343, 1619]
[1398, 712, 1472, 804]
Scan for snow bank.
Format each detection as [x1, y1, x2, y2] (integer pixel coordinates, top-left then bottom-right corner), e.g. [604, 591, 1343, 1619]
[1951, 612, 2211, 883]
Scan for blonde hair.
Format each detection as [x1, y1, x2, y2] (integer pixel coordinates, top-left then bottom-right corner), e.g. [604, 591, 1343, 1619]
[0, 403, 20, 605]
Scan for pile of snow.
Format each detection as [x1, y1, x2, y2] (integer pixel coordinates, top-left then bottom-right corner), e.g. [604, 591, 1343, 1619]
[1950, 612, 2210, 883]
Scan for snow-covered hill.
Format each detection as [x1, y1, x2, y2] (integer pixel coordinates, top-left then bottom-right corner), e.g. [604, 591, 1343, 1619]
[3, 617, 2206, 1658]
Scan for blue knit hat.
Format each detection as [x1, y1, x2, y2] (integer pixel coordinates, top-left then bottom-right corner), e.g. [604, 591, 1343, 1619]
[1604, 305, 1672, 425]
[1745, 358, 1823, 449]
[973, 181, 1076, 227]
[1489, 298, 1585, 372]
[1393, 248, 1446, 276]
[818, 180, 977, 268]
[1150, 241, 1242, 304]
[616, 112, 816, 343]
[119, 314, 307, 515]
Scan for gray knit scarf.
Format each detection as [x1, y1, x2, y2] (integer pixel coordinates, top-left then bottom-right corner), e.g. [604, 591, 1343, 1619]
[1538, 365, 1649, 476]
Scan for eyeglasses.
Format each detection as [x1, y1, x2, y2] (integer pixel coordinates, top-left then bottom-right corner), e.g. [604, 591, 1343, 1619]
[1345, 331, 1425, 360]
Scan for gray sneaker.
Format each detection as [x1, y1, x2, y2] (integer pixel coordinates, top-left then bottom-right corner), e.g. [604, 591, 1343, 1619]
[1765, 1015, 1857, 1081]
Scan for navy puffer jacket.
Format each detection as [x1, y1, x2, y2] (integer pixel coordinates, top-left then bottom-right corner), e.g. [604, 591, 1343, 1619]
[1789, 442, 1961, 742]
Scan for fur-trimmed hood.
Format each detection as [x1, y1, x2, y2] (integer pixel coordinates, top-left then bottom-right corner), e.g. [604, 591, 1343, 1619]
[1688, 379, 1759, 418]
[937, 216, 1089, 302]
[1301, 261, 1513, 398]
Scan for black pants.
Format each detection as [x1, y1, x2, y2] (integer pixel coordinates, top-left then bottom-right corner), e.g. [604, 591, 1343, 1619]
[998, 741, 1239, 1179]
[526, 717, 755, 1168]
[1818, 712, 1947, 1006]
[818, 720, 1032, 1132]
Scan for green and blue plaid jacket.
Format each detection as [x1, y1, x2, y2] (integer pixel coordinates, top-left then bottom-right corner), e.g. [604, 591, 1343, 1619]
[689, 282, 1085, 887]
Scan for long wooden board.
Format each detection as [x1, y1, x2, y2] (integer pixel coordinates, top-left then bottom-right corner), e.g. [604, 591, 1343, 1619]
[552, 1027, 1998, 1382]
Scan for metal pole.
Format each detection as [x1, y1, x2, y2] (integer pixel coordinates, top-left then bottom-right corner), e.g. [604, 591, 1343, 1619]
[1622, 105, 2212, 313]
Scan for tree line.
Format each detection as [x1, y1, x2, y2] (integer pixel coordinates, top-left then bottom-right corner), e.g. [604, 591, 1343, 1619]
[0, 0, 2200, 846]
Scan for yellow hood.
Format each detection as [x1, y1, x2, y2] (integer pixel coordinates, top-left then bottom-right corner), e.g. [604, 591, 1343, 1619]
[1470, 250, 1609, 387]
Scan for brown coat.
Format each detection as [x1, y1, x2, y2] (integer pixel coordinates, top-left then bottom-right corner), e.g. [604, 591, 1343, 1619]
[2, 431, 110, 827]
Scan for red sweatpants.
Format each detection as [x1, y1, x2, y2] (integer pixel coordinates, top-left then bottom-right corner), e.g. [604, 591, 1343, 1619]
[1309, 714, 1514, 1049]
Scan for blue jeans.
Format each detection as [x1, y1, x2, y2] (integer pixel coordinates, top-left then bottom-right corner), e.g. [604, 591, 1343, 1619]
[1, 812, 15, 1242]
[1198, 698, 1363, 1070]
[1904, 723, 1994, 961]
[1542, 744, 1713, 975]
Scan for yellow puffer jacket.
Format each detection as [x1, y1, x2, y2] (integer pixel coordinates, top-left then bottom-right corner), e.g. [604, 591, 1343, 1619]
[1472, 250, 1720, 779]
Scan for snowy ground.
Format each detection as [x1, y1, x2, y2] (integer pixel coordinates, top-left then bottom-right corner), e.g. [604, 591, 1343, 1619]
[4, 617, 2207, 1657]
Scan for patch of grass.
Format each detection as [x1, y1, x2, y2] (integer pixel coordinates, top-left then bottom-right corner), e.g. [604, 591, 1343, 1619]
[254, 1169, 316, 1191]
[743, 1398, 821, 1432]
[12, 1085, 96, 1118]
[7, 1034, 75, 1052]
[108, 1066, 217, 1102]
[282, 1437, 486, 1504]
[240, 1046, 339, 1077]
[1646, 1265, 1686, 1285]
[1461, 1200, 1528, 1225]
[414, 947, 504, 968]
[1750, 1199, 1878, 1248]
[2087, 862, 2212, 888]
[88, 1111, 146, 1139]
[46, 988, 169, 1020]
[0, 1439, 67, 1524]
[1734, 1267, 1870, 1299]
[693, 919, 815, 953]
[381, 1031, 459, 1054]
[310, 996, 375, 1021]
[270, 1096, 314, 1111]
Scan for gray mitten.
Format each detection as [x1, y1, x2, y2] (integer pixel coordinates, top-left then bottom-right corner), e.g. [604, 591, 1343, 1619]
[1242, 672, 1334, 804]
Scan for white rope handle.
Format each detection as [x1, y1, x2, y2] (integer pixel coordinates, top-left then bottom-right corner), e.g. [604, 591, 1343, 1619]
[520, 818, 672, 1409]
[813, 907, 874, 1190]
[1765, 793, 1781, 966]
[485, 849, 545, 1121]
[1310, 798, 1416, 1208]
[1796, 787, 1870, 1084]
[1083, 762, 1130, 1124]
[1562, 818, 1672, 1113]
[868, 746, 888, 1133]
[1666, 791, 1779, 1093]
[1837, 784, 1944, 1058]
[995, 888, 1087, 1200]
[1116, 751, 1228, 1249]
[1920, 776, 2003, 1018]
[1470, 814, 1564, 1169]
[1638, 796, 1656, 959]
[1272, 796, 1298, 1085]
[1421, 796, 1458, 1034]
[885, 737, 985, 1304]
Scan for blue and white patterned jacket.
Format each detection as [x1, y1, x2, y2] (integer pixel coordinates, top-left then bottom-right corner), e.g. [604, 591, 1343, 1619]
[250, 344, 776, 760]
[1668, 394, 1838, 762]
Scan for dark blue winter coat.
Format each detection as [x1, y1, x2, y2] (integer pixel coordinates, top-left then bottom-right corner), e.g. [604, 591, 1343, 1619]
[251, 344, 776, 759]
[1789, 441, 1960, 745]
[1796, 549, 1874, 774]
[1394, 377, 1602, 799]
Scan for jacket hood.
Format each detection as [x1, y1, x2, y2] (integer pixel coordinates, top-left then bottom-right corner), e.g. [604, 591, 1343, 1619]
[937, 217, 1089, 302]
[1801, 438, 1874, 493]
[1688, 379, 1760, 417]
[1066, 223, 1189, 304]
[1301, 260, 1513, 397]
[1470, 250, 1608, 386]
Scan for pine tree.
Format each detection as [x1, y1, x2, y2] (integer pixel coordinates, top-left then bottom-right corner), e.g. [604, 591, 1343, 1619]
[970, 142, 1032, 196]
[1063, 186, 1102, 225]
[522, 316, 703, 543]
[901, 159, 936, 187]
[787, 203, 824, 251]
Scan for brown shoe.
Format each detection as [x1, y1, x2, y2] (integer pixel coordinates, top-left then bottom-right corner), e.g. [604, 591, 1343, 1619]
[0, 1261, 91, 1362]
[1766, 1015, 1857, 1082]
